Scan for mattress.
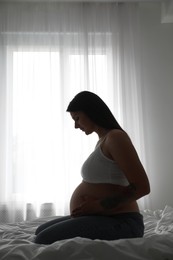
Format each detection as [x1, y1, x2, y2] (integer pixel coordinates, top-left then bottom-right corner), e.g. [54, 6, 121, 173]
[0, 205, 173, 260]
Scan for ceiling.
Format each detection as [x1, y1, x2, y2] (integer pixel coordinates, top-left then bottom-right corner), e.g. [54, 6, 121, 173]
[0, 0, 163, 2]
[0, 0, 172, 23]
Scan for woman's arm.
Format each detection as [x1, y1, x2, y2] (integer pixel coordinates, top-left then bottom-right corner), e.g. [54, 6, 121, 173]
[100, 183, 137, 209]
[100, 130, 150, 210]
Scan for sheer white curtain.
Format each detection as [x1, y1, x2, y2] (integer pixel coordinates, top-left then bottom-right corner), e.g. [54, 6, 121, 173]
[0, 2, 149, 223]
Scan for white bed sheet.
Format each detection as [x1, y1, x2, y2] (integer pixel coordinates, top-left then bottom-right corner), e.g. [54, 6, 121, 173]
[0, 205, 173, 260]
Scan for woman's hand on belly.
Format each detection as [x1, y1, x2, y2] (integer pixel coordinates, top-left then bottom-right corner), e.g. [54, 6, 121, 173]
[71, 195, 112, 217]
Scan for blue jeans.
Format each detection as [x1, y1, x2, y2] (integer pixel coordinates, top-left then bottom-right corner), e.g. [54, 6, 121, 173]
[35, 212, 144, 244]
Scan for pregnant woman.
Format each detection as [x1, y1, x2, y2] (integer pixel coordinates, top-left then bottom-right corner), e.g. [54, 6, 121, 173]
[35, 91, 150, 244]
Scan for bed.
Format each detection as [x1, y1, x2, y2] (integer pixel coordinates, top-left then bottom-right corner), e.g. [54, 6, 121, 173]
[0, 205, 173, 260]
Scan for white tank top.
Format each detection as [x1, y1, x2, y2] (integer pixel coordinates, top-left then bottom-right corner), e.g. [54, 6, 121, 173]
[81, 143, 129, 186]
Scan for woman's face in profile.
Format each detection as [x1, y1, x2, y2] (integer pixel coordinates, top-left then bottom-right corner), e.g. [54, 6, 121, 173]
[70, 111, 95, 135]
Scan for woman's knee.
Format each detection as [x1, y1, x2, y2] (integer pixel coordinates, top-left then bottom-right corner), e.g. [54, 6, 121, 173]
[35, 230, 52, 244]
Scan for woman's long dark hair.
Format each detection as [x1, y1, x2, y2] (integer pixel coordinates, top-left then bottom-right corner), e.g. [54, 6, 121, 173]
[67, 91, 123, 130]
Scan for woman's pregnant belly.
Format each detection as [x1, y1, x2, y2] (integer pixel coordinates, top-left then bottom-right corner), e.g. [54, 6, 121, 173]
[70, 181, 139, 214]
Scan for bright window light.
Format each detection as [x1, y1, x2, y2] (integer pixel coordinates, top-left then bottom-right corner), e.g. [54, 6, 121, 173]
[12, 52, 62, 205]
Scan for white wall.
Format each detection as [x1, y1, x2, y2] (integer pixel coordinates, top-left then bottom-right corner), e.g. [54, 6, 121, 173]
[139, 3, 173, 209]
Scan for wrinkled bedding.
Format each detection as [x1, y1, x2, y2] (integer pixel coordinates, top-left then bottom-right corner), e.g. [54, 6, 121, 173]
[0, 205, 173, 260]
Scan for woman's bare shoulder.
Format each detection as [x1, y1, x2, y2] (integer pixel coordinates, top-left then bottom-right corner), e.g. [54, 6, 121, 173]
[104, 129, 135, 158]
[106, 129, 130, 144]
